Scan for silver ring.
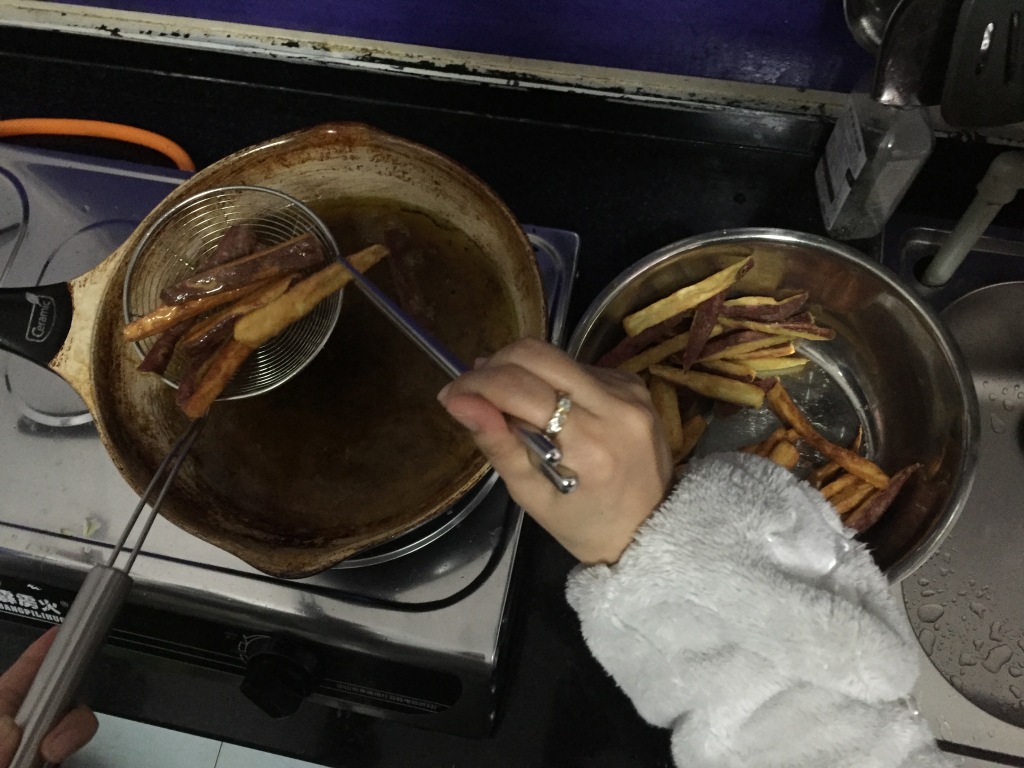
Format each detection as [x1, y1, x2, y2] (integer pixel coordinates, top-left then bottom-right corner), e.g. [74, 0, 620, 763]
[545, 392, 573, 435]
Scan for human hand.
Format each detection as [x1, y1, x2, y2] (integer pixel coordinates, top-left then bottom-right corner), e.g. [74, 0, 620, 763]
[437, 337, 673, 564]
[0, 627, 98, 767]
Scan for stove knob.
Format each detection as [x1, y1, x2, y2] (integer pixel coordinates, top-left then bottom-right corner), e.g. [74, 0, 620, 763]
[240, 637, 322, 718]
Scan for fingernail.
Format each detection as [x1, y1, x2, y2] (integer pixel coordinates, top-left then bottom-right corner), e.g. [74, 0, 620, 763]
[40, 723, 75, 764]
[436, 383, 452, 403]
[445, 404, 480, 433]
[472, 356, 489, 370]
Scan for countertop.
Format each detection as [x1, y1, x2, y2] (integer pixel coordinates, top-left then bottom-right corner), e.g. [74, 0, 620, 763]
[1, 24, 1022, 768]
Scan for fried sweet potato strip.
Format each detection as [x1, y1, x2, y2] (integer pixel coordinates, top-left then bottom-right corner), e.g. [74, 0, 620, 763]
[718, 314, 835, 341]
[807, 427, 863, 488]
[766, 439, 800, 470]
[180, 339, 253, 419]
[233, 244, 389, 349]
[160, 233, 325, 305]
[137, 319, 195, 374]
[843, 464, 922, 532]
[720, 292, 808, 321]
[829, 478, 875, 515]
[123, 281, 270, 342]
[180, 275, 295, 354]
[622, 256, 753, 336]
[766, 382, 889, 489]
[677, 413, 708, 461]
[616, 325, 724, 374]
[651, 365, 766, 408]
[679, 291, 725, 371]
[596, 310, 694, 368]
[697, 332, 791, 362]
[649, 377, 684, 458]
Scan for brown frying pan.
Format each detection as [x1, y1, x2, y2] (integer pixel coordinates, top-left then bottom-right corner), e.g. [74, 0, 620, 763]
[0, 122, 545, 578]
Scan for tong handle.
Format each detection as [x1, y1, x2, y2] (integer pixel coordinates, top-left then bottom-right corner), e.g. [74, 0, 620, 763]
[11, 566, 132, 768]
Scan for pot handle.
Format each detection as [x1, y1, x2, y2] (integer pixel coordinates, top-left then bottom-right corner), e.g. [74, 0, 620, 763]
[0, 283, 74, 367]
[10, 565, 132, 768]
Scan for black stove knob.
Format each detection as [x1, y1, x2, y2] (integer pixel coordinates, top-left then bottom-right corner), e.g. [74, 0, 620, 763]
[240, 636, 322, 718]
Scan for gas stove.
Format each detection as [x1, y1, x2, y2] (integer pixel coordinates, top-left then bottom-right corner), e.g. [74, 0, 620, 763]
[0, 142, 579, 737]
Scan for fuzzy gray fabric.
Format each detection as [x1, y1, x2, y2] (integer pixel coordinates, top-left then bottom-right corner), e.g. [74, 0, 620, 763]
[566, 453, 957, 768]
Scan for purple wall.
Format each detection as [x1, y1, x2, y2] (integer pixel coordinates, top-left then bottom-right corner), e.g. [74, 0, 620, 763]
[69, 0, 873, 91]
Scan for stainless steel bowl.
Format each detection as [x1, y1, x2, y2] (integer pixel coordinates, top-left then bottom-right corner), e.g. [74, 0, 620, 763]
[567, 228, 979, 582]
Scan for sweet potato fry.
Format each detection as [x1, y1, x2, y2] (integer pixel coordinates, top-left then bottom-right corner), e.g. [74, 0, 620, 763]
[616, 325, 724, 374]
[821, 472, 860, 500]
[649, 377, 684, 457]
[829, 479, 875, 516]
[718, 314, 836, 341]
[180, 339, 253, 420]
[807, 427, 863, 488]
[180, 275, 295, 354]
[622, 256, 753, 336]
[766, 382, 889, 489]
[697, 332, 791, 362]
[160, 233, 325, 305]
[234, 244, 389, 349]
[739, 427, 798, 457]
[651, 365, 766, 408]
[843, 464, 921, 532]
[736, 356, 809, 376]
[721, 292, 808, 321]
[727, 342, 796, 360]
[137, 319, 195, 374]
[679, 291, 726, 371]
[596, 310, 693, 368]
[123, 281, 270, 342]
[202, 224, 261, 269]
[696, 358, 757, 382]
[766, 439, 800, 470]
[677, 413, 708, 461]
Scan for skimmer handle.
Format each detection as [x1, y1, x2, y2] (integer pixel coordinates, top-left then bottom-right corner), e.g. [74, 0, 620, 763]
[11, 566, 133, 768]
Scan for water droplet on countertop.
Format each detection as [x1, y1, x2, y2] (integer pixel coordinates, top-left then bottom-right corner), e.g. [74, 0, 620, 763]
[983, 645, 1013, 673]
[1011, 685, 1024, 699]
[961, 651, 978, 666]
[1011, 666, 1024, 678]
[939, 567, 951, 576]
[921, 589, 936, 597]
[991, 414, 1007, 433]
[918, 577, 930, 586]
[918, 604, 945, 623]
[990, 621, 1005, 641]
[1005, 400, 1015, 411]
[970, 601, 988, 618]
[919, 628, 936, 655]
[990, 393, 999, 401]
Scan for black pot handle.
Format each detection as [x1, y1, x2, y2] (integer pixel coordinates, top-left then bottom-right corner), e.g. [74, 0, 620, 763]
[0, 283, 74, 367]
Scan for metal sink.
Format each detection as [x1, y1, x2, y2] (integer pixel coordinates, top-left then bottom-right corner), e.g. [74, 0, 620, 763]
[881, 215, 1024, 763]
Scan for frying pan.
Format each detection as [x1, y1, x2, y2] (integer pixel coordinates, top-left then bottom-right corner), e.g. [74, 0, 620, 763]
[0, 122, 545, 578]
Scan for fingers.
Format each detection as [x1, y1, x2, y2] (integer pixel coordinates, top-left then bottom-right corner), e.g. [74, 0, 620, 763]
[0, 628, 57, 718]
[40, 705, 98, 764]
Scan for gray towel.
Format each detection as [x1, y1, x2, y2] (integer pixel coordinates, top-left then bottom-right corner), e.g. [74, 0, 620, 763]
[567, 452, 956, 768]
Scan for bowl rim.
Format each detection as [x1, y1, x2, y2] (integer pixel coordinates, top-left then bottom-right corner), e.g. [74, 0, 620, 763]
[567, 227, 980, 583]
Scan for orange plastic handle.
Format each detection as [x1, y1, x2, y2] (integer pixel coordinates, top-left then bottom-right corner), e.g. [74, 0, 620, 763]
[0, 118, 195, 172]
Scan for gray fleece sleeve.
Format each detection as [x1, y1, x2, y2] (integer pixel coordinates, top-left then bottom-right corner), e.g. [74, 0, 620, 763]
[566, 452, 957, 768]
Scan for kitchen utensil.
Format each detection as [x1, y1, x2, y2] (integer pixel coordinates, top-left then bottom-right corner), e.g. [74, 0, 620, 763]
[11, 184, 345, 768]
[10, 420, 204, 768]
[567, 228, 978, 582]
[3, 122, 546, 578]
[941, 0, 1024, 127]
[844, 0, 902, 53]
[872, 0, 964, 107]
[336, 248, 578, 493]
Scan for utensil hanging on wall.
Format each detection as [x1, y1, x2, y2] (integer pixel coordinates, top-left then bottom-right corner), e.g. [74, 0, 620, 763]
[941, 0, 1024, 127]
[872, 0, 964, 107]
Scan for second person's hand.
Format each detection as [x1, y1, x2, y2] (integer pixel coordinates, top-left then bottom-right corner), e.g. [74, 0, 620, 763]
[437, 337, 673, 565]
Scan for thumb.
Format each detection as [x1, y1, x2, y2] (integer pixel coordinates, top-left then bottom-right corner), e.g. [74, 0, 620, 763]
[439, 393, 535, 477]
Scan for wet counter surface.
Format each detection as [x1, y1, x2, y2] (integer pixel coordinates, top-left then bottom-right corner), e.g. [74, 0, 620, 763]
[1, 24, 1024, 768]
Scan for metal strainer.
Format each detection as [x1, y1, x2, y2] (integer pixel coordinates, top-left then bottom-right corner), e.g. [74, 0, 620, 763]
[122, 184, 342, 399]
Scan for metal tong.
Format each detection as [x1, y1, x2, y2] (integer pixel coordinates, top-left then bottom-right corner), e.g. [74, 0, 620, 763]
[339, 258, 578, 494]
[10, 420, 205, 768]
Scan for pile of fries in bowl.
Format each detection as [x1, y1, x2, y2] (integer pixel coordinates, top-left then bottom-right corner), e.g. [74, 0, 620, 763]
[568, 229, 979, 581]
